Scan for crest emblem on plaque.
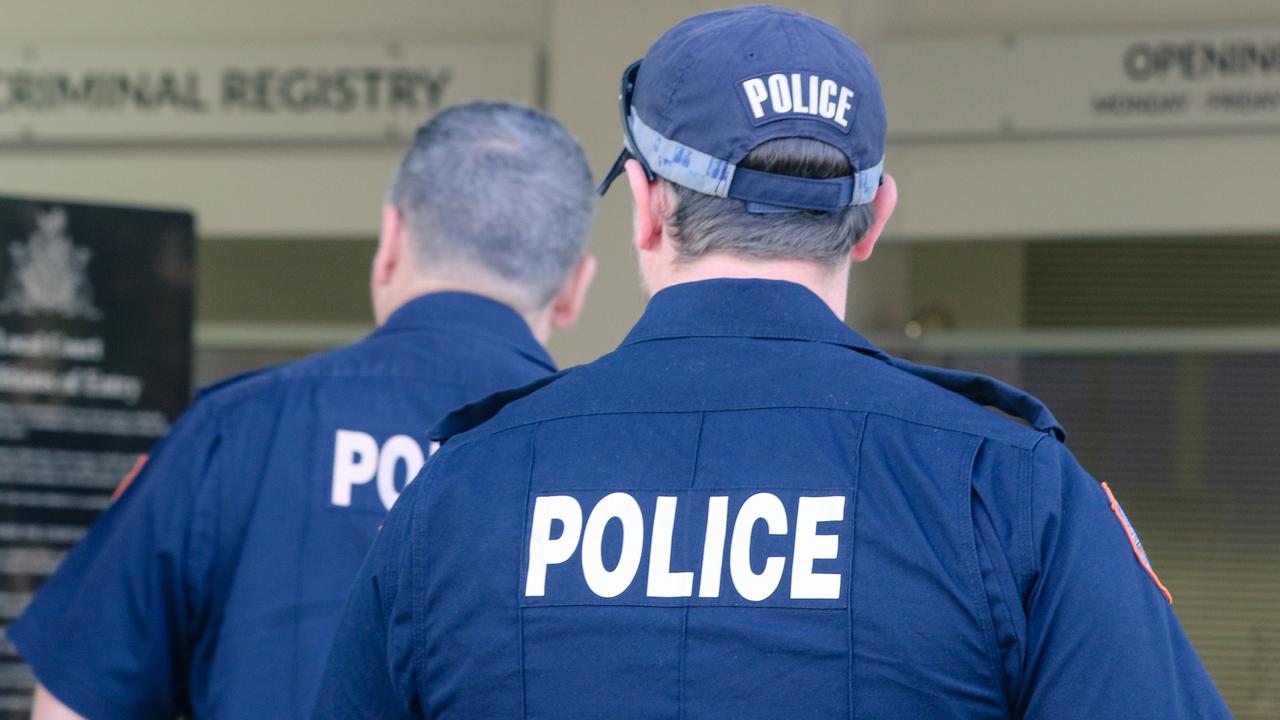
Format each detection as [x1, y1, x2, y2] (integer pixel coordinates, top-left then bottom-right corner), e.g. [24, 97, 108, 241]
[0, 208, 101, 320]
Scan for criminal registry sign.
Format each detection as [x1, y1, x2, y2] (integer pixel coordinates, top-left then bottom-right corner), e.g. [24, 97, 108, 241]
[0, 44, 536, 144]
[0, 197, 194, 715]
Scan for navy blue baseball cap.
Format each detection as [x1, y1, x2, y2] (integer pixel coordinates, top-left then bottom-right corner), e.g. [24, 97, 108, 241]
[597, 4, 886, 213]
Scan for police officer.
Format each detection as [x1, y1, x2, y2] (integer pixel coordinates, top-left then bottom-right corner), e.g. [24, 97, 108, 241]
[9, 100, 597, 719]
[316, 7, 1229, 719]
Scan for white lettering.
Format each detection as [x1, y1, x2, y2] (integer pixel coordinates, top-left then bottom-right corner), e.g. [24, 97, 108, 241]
[331, 430, 428, 510]
[526, 492, 849, 602]
[582, 492, 644, 598]
[742, 78, 769, 119]
[647, 496, 694, 597]
[744, 73, 854, 127]
[790, 496, 845, 599]
[790, 73, 809, 114]
[818, 78, 838, 118]
[526, 496, 584, 597]
[835, 86, 855, 128]
[698, 496, 729, 598]
[330, 430, 378, 506]
[376, 435, 425, 511]
[730, 493, 788, 602]
[767, 73, 792, 114]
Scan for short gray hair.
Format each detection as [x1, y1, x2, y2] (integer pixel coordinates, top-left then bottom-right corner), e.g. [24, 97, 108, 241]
[389, 101, 595, 308]
[662, 138, 875, 265]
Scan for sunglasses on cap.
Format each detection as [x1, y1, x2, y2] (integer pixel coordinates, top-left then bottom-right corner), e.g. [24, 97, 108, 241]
[597, 60, 654, 196]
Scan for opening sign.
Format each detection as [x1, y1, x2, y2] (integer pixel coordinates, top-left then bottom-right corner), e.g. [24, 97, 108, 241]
[0, 44, 536, 144]
[877, 28, 1280, 140]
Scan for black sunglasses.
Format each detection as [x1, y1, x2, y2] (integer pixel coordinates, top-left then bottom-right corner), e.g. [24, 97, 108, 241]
[597, 60, 655, 196]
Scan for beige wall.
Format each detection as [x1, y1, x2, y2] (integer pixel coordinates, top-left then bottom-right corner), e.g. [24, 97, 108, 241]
[3, 0, 1280, 365]
[544, 0, 1280, 360]
[0, 1, 548, 242]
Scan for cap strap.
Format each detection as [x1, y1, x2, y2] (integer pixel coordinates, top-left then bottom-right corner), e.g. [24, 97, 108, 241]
[729, 167, 853, 212]
[628, 109, 882, 210]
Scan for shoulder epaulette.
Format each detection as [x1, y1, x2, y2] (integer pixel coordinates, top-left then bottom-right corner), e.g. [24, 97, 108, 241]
[887, 356, 1067, 442]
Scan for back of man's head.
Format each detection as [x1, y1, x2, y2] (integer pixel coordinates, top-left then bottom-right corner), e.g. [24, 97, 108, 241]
[388, 101, 595, 310]
[597, 6, 891, 275]
[663, 139, 875, 265]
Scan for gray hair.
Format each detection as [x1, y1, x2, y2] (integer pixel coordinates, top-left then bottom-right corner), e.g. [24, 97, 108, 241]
[389, 101, 595, 308]
[662, 138, 875, 265]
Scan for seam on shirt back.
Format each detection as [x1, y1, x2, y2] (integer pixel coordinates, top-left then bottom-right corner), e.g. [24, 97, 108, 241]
[288, 386, 322, 716]
[959, 437, 1003, 686]
[679, 413, 705, 720]
[411, 457, 430, 714]
[848, 411, 868, 720]
[205, 370, 515, 408]
[1026, 434, 1052, 580]
[449, 406, 1044, 454]
[180, 404, 229, 714]
[520, 424, 538, 718]
[199, 331, 548, 408]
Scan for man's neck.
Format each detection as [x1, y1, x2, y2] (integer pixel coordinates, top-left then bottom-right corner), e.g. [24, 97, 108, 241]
[655, 254, 850, 320]
[380, 277, 550, 342]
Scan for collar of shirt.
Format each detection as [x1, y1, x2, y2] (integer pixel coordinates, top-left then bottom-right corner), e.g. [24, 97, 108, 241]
[618, 278, 1065, 440]
[620, 278, 890, 362]
[373, 291, 556, 372]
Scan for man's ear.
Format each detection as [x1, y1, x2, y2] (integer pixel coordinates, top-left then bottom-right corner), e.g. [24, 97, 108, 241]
[549, 253, 598, 333]
[373, 204, 405, 287]
[850, 173, 897, 263]
[624, 159, 664, 253]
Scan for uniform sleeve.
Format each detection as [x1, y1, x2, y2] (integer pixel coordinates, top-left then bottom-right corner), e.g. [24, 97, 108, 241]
[1017, 438, 1230, 719]
[313, 470, 421, 720]
[6, 402, 224, 720]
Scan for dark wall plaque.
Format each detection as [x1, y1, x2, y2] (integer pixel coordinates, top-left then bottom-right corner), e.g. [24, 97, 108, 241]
[0, 196, 194, 715]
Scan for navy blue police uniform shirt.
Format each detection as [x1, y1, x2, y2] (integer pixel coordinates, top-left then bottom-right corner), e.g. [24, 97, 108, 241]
[7, 292, 557, 720]
[316, 279, 1230, 720]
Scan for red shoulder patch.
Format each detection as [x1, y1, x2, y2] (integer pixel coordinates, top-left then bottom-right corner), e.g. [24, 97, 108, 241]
[1101, 482, 1172, 605]
[111, 454, 149, 501]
